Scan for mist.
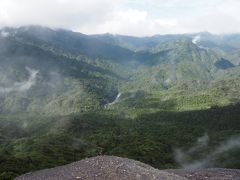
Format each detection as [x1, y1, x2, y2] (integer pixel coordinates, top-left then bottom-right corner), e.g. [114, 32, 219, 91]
[191, 35, 209, 50]
[192, 35, 201, 45]
[175, 134, 240, 169]
[0, 67, 38, 95]
[0, 30, 10, 38]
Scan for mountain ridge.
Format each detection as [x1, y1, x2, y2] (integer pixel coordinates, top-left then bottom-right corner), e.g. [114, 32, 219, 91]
[1, 25, 240, 179]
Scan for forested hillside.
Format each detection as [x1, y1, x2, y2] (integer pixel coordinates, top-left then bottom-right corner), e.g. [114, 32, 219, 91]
[0, 26, 240, 179]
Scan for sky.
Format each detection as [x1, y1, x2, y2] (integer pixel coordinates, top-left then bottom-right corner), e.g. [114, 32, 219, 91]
[0, 0, 240, 36]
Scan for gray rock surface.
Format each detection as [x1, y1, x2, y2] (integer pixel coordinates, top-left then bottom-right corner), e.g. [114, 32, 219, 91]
[15, 156, 240, 180]
[166, 169, 240, 180]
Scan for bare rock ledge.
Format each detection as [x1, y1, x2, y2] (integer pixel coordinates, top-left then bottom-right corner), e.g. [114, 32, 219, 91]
[15, 156, 240, 180]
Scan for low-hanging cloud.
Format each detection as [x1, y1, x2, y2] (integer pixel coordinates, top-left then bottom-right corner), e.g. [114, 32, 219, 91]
[175, 134, 240, 169]
[0, 29, 9, 37]
[192, 35, 201, 45]
[192, 35, 209, 50]
[0, 67, 38, 95]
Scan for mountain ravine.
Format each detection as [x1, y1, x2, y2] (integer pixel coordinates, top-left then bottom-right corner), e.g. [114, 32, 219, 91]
[0, 26, 240, 179]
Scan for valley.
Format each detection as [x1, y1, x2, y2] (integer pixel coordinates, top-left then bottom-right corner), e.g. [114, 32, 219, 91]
[0, 26, 240, 179]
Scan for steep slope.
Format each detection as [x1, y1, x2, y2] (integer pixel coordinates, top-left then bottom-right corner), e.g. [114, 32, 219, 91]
[1, 26, 240, 180]
[0, 32, 121, 115]
[2, 26, 135, 62]
[1, 26, 240, 115]
[119, 38, 220, 93]
[187, 33, 240, 66]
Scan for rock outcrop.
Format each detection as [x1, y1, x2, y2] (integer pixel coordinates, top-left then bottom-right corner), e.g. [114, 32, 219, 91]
[15, 156, 240, 180]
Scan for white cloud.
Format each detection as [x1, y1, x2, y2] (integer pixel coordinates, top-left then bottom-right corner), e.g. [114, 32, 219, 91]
[0, 0, 240, 36]
[0, 67, 38, 95]
[77, 9, 178, 36]
[179, 12, 240, 34]
[0, 0, 116, 28]
[0, 30, 10, 37]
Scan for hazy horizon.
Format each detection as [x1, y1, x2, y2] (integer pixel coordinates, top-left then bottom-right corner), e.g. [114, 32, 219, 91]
[2, 25, 240, 38]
